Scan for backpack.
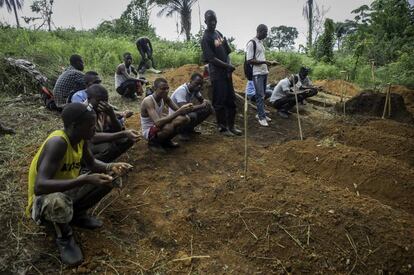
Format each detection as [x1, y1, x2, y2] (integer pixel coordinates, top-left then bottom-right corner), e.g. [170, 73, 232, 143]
[243, 39, 257, 81]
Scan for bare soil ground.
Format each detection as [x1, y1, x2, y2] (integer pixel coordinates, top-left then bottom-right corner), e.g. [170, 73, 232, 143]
[1, 67, 414, 274]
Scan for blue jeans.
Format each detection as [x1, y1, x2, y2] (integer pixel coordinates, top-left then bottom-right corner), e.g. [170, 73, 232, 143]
[253, 74, 267, 120]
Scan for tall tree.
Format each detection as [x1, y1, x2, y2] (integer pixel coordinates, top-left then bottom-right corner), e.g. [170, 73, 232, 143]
[0, 0, 24, 28]
[314, 18, 335, 63]
[303, 0, 314, 49]
[265, 25, 298, 51]
[22, 0, 54, 31]
[149, 0, 198, 41]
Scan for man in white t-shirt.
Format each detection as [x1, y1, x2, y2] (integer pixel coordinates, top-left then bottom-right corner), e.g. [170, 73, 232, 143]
[169, 73, 213, 141]
[246, 24, 278, 127]
[269, 74, 318, 118]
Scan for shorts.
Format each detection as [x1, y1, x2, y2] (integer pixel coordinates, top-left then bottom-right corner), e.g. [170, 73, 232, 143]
[148, 125, 160, 141]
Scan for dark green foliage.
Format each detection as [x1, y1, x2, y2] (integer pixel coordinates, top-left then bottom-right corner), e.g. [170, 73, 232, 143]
[313, 18, 335, 63]
[264, 26, 299, 51]
[95, 0, 155, 38]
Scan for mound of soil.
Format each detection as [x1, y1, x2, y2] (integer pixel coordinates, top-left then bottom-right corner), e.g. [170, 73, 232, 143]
[161, 64, 245, 92]
[315, 120, 414, 166]
[314, 79, 361, 98]
[391, 85, 414, 114]
[162, 64, 203, 90]
[233, 65, 291, 92]
[268, 65, 291, 83]
[276, 138, 414, 213]
[340, 90, 414, 123]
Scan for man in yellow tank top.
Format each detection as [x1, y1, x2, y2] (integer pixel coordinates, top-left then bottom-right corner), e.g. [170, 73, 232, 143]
[27, 103, 132, 266]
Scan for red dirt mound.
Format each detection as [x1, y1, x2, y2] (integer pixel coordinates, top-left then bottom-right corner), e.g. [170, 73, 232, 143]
[314, 79, 361, 98]
[391, 85, 414, 114]
[275, 138, 414, 214]
[162, 64, 245, 92]
[315, 120, 414, 166]
[162, 64, 203, 91]
[342, 91, 414, 123]
[233, 65, 291, 92]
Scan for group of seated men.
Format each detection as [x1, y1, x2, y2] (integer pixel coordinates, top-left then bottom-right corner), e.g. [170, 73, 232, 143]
[245, 66, 319, 119]
[33, 51, 318, 266]
[28, 54, 213, 266]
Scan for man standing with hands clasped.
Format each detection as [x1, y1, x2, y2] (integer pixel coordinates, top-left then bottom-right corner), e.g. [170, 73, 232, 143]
[201, 10, 242, 136]
[246, 24, 279, 127]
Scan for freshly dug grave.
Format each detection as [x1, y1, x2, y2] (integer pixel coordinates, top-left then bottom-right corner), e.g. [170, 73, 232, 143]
[390, 85, 414, 115]
[22, 109, 414, 274]
[340, 90, 414, 123]
[314, 79, 361, 98]
[314, 119, 414, 166]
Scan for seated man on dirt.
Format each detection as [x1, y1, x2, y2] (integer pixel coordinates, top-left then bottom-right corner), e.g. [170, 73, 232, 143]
[269, 75, 317, 118]
[70, 72, 133, 126]
[140, 78, 193, 151]
[85, 84, 139, 162]
[26, 102, 132, 266]
[296, 66, 318, 104]
[67, 71, 102, 103]
[168, 73, 213, 141]
[115, 52, 145, 99]
[53, 54, 86, 109]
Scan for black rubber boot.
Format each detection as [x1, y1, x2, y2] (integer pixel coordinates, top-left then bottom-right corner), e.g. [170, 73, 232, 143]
[55, 224, 83, 266]
[227, 109, 242, 136]
[71, 214, 103, 230]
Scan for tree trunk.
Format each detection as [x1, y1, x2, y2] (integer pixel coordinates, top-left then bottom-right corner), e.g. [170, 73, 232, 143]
[307, 0, 313, 49]
[11, 1, 20, 28]
[48, 17, 51, 31]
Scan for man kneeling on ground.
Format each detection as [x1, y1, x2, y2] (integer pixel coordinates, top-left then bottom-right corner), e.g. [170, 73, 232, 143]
[26, 103, 132, 266]
[269, 75, 317, 118]
[86, 84, 139, 162]
[169, 73, 213, 141]
[140, 78, 193, 151]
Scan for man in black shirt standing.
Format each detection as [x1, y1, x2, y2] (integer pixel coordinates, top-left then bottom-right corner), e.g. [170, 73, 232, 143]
[136, 37, 155, 74]
[201, 10, 242, 136]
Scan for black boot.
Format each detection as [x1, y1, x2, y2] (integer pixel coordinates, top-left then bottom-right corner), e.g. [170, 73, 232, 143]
[55, 224, 83, 266]
[227, 109, 242, 136]
[162, 139, 180, 148]
[71, 213, 103, 230]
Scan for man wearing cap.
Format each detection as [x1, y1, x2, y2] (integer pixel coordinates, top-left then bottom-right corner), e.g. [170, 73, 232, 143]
[26, 102, 132, 266]
[296, 66, 318, 104]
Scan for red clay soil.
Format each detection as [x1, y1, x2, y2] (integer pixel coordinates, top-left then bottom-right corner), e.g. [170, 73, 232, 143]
[391, 85, 414, 114]
[314, 79, 361, 98]
[233, 64, 291, 92]
[161, 64, 246, 92]
[24, 107, 414, 274]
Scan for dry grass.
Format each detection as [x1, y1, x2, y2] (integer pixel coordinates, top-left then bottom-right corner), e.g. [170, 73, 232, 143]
[0, 74, 141, 273]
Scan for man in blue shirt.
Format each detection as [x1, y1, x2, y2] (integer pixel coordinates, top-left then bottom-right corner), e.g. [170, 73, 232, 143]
[69, 71, 101, 103]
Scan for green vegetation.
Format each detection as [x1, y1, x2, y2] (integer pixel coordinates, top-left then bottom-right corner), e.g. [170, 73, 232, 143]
[0, 0, 413, 91]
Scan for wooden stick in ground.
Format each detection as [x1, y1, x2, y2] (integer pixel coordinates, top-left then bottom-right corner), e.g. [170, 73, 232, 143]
[244, 87, 249, 180]
[340, 71, 347, 115]
[293, 80, 303, 140]
[382, 83, 391, 119]
[388, 83, 392, 117]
